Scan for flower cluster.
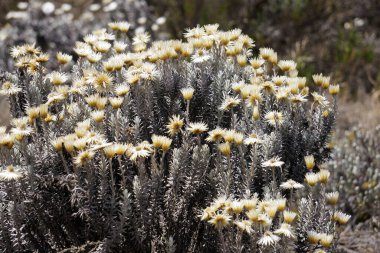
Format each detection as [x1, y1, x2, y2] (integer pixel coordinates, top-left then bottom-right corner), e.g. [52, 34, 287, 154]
[201, 164, 351, 252]
[0, 22, 340, 252]
[0, 0, 166, 71]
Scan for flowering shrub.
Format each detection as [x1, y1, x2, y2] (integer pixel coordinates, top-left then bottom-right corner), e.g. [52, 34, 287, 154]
[0, 23, 347, 252]
[0, 0, 165, 71]
[329, 126, 380, 222]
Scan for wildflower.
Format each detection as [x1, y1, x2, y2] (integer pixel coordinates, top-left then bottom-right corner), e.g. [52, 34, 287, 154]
[258, 231, 280, 247]
[0, 82, 22, 96]
[93, 72, 114, 92]
[312, 74, 330, 88]
[151, 135, 172, 152]
[45, 72, 68, 86]
[0, 165, 23, 181]
[85, 94, 100, 108]
[280, 179, 304, 189]
[184, 26, 206, 39]
[51, 137, 65, 152]
[274, 223, 295, 238]
[264, 205, 278, 218]
[74, 42, 92, 57]
[181, 87, 195, 101]
[0, 134, 15, 149]
[272, 76, 287, 86]
[244, 134, 263, 146]
[74, 150, 95, 166]
[56, 52, 72, 65]
[311, 92, 329, 107]
[212, 195, 231, 209]
[319, 233, 333, 248]
[304, 155, 315, 170]
[264, 111, 284, 126]
[230, 200, 244, 214]
[218, 142, 231, 157]
[234, 220, 253, 234]
[206, 128, 225, 142]
[329, 84, 340, 95]
[103, 145, 117, 158]
[208, 213, 231, 229]
[186, 122, 208, 135]
[275, 198, 287, 211]
[127, 141, 153, 161]
[259, 47, 276, 61]
[236, 54, 247, 67]
[219, 96, 241, 111]
[305, 172, 319, 186]
[191, 49, 211, 63]
[10, 127, 33, 141]
[93, 41, 112, 53]
[10, 45, 27, 58]
[204, 24, 219, 35]
[108, 21, 130, 32]
[103, 57, 124, 72]
[113, 41, 128, 53]
[250, 57, 265, 69]
[246, 209, 259, 222]
[166, 115, 184, 136]
[114, 84, 130, 97]
[257, 213, 272, 227]
[283, 210, 297, 224]
[318, 169, 330, 184]
[307, 231, 320, 244]
[109, 97, 124, 109]
[91, 110, 105, 123]
[289, 94, 308, 104]
[326, 191, 339, 205]
[262, 156, 284, 168]
[242, 198, 258, 211]
[278, 60, 297, 72]
[333, 211, 351, 225]
[262, 81, 276, 93]
[199, 207, 216, 221]
[87, 52, 102, 63]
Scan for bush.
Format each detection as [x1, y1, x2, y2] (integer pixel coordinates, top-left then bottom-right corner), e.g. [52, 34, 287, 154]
[0, 23, 347, 252]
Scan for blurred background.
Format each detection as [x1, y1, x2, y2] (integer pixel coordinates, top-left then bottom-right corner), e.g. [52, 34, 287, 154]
[0, 1, 379, 251]
[1, 0, 379, 129]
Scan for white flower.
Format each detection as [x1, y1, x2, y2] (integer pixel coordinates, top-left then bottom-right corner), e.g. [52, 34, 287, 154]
[191, 50, 211, 63]
[280, 179, 304, 189]
[274, 223, 295, 238]
[262, 156, 284, 168]
[258, 231, 280, 246]
[264, 111, 284, 126]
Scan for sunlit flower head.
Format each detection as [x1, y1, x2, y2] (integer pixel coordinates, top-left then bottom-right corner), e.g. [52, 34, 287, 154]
[219, 96, 241, 111]
[305, 172, 319, 187]
[325, 191, 339, 205]
[262, 156, 284, 168]
[264, 111, 284, 126]
[274, 223, 295, 238]
[0, 81, 22, 96]
[166, 115, 184, 136]
[333, 211, 351, 225]
[208, 213, 231, 229]
[258, 231, 280, 247]
[0, 165, 23, 181]
[186, 122, 208, 135]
